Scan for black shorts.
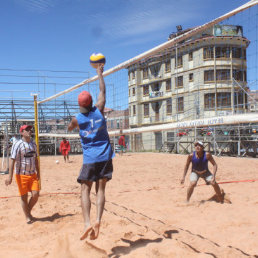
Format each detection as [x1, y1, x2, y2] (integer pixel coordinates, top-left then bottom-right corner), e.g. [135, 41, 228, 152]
[77, 159, 113, 183]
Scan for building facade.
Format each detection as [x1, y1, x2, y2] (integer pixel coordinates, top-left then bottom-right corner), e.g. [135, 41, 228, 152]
[105, 108, 129, 131]
[127, 25, 250, 151]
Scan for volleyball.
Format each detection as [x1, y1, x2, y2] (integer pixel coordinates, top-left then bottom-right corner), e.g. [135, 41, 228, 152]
[55, 160, 59, 164]
[89, 53, 106, 68]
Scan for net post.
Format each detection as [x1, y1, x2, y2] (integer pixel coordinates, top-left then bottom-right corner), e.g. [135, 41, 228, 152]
[33, 94, 41, 190]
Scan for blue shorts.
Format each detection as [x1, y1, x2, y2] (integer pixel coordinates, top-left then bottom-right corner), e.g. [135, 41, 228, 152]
[190, 170, 213, 184]
[77, 159, 113, 183]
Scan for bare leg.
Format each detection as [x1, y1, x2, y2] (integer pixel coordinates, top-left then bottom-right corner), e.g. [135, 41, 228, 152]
[90, 178, 107, 240]
[80, 181, 93, 240]
[20, 194, 32, 223]
[211, 181, 223, 203]
[28, 190, 39, 219]
[187, 182, 197, 202]
[67, 154, 70, 162]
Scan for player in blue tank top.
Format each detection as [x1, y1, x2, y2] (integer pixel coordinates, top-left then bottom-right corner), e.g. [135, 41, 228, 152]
[181, 141, 223, 203]
[68, 65, 114, 241]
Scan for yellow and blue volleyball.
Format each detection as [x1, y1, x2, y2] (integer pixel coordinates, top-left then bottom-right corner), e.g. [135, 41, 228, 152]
[89, 53, 106, 68]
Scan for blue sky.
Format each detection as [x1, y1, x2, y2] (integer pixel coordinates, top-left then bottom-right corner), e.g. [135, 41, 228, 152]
[0, 0, 256, 103]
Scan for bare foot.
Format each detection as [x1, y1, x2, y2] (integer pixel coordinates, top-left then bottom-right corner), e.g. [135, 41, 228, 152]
[29, 214, 36, 221]
[26, 217, 34, 224]
[80, 226, 92, 240]
[90, 223, 100, 240]
[207, 189, 225, 203]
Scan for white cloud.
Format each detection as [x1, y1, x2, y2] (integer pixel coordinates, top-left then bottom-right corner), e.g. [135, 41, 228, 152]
[16, 0, 55, 13]
[88, 0, 202, 41]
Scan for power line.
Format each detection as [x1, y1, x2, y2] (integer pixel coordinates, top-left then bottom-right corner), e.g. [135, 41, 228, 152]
[0, 82, 75, 86]
[0, 74, 88, 79]
[0, 68, 89, 74]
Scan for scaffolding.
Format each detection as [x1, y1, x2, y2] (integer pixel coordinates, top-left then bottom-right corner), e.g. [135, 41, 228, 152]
[158, 123, 258, 157]
[0, 99, 82, 156]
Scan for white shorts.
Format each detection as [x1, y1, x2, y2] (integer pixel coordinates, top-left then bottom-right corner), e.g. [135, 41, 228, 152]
[190, 171, 213, 184]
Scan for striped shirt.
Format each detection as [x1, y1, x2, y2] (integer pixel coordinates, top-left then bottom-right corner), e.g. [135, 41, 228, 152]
[11, 139, 38, 175]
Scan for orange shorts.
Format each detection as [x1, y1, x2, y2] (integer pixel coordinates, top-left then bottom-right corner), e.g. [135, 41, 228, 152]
[15, 173, 39, 196]
[62, 149, 69, 156]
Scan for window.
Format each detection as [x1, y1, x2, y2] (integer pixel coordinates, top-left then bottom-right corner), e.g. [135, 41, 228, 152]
[116, 120, 120, 129]
[132, 87, 135, 96]
[203, 47, 214, 59]
[154, 83, 159, 91]
[189, 73, 193, 82]
[143, 68, 148, 79]
[166, 80, 171, 91]
[232, 47, 241, 58]
[215, 46, 230, 58]
[189, 51, 193, 61]
[234, 92, 245, 108]
[177, 97, 184, 112]
[204, 70, 214, 82]
[175, 76, 183, 88]
[128, 89, 130, 97]
[150, 64, 159, 77]
[216, 69, 230, 81]
[167, 132, 174, 141]
[242, 49, 246, 59]
[133, 105, 136, 116]
[143, 85, 149, 96]
[165, 60, 171, 73]
[204, 93, 215, 109]
[166, 99, 172, 114]
[144, 103, 149, 116]
[217, 93, 231, 108]
[176, 56, 183, 67]
[132, 71, 135, 79]
[233, 70, 246, 81]
[110, 120, 114, 129]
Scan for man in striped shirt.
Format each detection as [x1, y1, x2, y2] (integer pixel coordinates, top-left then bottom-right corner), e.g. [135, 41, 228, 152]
[5, 125, 40, 224]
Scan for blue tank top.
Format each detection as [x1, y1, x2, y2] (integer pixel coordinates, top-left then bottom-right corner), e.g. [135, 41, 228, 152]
[76, 106, 114, 164]
[192, 151, 208, 172]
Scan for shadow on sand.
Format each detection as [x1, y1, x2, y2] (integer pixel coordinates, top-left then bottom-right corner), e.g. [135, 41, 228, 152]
[108, 237, 163, 257]
[163, 229, 179, 239]
[33, 212, 75, 222]
[199, 189, 232, 205]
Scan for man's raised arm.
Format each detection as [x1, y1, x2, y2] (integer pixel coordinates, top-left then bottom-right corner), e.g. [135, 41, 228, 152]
[95, 65, 106, 114]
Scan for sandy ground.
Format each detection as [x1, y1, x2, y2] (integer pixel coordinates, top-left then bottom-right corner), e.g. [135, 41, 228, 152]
[0, 153, 258, 258]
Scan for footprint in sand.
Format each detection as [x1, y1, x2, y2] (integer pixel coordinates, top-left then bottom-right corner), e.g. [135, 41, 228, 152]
[50, 235, 74, 258]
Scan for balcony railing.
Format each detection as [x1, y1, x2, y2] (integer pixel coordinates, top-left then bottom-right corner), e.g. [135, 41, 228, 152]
[149, 91, 163, 98]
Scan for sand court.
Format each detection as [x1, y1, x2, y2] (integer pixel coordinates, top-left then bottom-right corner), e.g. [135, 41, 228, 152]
[0, 153, 258, 257]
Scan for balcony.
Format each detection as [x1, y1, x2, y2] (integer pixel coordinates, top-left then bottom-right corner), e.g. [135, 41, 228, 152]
[149, 91, 163, 98]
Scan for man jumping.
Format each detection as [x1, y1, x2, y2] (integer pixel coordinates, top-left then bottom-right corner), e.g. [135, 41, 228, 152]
[68, 65, 114, 240]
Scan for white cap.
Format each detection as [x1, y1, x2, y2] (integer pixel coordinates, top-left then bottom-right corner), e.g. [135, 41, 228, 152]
[194, 141, 204, 147]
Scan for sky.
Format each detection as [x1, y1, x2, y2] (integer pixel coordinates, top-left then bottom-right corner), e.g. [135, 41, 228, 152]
[0, 0, 256, 103]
